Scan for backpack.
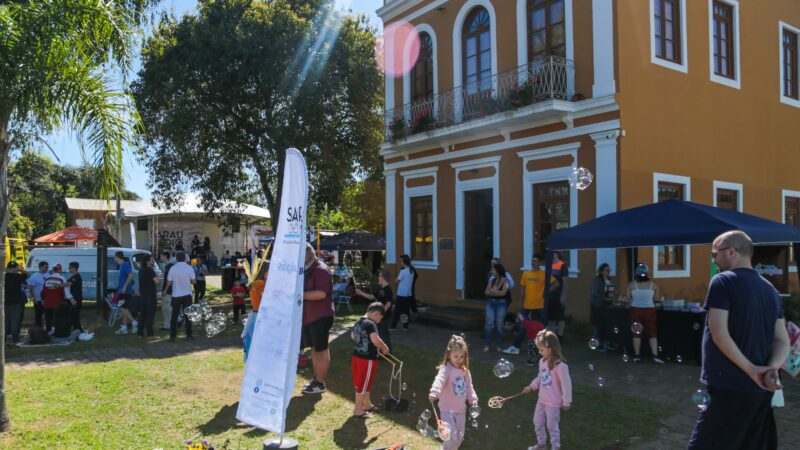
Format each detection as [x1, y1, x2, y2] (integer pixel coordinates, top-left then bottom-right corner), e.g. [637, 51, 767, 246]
[41, 275, 65, 309]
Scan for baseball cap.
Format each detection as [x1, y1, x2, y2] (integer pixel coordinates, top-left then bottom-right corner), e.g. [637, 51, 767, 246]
[54, 263, 62, 270]
[7, 261, 18, 269]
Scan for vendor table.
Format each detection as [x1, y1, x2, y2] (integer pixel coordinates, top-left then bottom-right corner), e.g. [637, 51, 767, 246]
[598, 305, 706, 364]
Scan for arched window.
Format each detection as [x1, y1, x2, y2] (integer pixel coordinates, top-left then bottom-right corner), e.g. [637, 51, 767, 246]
[528, 0, 566, 60]
[463, 8, 492, 94]
[412, 32, 434, 102]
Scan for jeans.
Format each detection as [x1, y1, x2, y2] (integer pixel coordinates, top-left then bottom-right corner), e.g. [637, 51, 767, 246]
[138, 295, 157, 337]
[484, 299, 507, 348]
[512, 309, 537, 348]
[194, 281, 206, 303]
[5, 303, 24, 343]
[72, 300, 83, 332]
[390, 296, 412, 330]
[161, 294, 172, 329]
[170, 295, 193, 339]
[34, 301, 44, 327]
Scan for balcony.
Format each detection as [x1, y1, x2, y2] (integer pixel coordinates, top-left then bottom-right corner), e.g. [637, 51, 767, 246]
[384, 56, 575, 144]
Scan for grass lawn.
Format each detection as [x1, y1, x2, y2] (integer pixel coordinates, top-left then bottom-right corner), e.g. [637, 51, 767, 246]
[2, 321, 677, 449]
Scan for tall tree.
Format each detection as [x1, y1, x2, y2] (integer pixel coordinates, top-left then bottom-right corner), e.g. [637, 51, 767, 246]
[0, 0, 150, 431]
[132, 0, 383, 228]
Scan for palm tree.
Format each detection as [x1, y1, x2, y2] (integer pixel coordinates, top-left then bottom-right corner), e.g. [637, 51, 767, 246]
[0, 0, 151, 431]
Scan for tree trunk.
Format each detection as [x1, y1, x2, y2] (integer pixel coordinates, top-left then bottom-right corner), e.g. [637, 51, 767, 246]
[0, 120, 12, 432]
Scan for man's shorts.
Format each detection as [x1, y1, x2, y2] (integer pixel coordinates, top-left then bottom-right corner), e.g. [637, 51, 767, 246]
[301, 316, 334, 351]
[351, 355, 378, 394]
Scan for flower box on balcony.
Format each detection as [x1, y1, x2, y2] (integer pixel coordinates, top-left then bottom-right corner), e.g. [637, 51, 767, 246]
[411, 108, 435, 134]
[509, 78, 541, 109]
[389, 116, 407, 142]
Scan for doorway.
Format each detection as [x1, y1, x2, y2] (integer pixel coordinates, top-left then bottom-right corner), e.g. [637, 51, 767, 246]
[464, 189, 494, 299]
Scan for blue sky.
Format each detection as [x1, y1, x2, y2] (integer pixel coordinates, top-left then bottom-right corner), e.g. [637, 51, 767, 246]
[49, 0, 384, 200]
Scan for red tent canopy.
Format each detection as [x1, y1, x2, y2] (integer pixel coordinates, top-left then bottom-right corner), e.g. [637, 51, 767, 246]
[34, 225, 97, 243]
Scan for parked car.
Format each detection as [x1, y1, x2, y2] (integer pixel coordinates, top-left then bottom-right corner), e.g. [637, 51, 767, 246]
[25, 247, 160, 300]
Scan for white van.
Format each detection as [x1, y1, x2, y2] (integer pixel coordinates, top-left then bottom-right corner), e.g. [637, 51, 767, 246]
[25, 247, 160, 300]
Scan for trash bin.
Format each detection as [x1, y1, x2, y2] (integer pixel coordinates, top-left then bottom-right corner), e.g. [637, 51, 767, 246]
[222, 267, 237, 292]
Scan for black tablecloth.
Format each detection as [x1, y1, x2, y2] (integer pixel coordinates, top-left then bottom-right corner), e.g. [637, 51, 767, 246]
[598, 306, 706, 363]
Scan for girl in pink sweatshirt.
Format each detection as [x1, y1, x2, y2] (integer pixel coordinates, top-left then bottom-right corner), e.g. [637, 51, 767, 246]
[522, 330, 572, 450]
[428, 335, 479, 449]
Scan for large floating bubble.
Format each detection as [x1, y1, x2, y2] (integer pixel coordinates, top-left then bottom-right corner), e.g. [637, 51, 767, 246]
[492, 358, 514, 378]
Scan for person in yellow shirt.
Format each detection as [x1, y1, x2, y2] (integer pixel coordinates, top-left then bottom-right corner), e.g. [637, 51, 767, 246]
[502, 255, 558, 357]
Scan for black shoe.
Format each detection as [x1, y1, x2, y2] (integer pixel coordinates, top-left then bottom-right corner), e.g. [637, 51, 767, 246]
[301, 381, 326, 395]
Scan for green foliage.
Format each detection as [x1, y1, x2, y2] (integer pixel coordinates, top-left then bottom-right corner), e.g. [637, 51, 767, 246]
[8, 152, 139, 238]
[132, 0, 383, 228]
[308, 177, 385, 234]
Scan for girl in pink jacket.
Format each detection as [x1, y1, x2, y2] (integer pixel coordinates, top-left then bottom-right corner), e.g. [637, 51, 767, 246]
[429, 335, 479, 449]
[522, 330, 572, 450]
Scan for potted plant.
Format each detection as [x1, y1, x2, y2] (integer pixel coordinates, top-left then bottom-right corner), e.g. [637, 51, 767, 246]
[410, 107, 435, 134]
[389, 116, 407, 142]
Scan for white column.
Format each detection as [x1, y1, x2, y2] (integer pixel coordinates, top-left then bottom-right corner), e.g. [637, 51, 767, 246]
[592, 0, 616, 97]
[385, 170, 397, 264]
[591, 130, 620, 274]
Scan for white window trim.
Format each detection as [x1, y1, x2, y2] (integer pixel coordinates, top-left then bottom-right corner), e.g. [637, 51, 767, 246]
[650, 0, 689, 73]
[653, 173, 692, 278]
[712, 180, 743, 211]
[402, 167, 439, 269]
[385, 170, 397, 264]
[516, 0, 575, 96]
[779, 21, 800, 109]
[518, 144, 580, 277]
[403, 23, 440, 121]
[708, 0, 741, 89]
[453, 156, 501, 292]
[782, 189, 800, 272]
[453, 0, 499, 122]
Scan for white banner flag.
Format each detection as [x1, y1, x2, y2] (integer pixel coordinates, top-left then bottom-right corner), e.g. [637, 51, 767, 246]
[237, 148, 308, 435]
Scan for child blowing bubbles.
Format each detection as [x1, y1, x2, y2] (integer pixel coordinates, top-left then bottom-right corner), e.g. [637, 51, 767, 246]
[351, 302, 390, 418]
[429, 335, 479, 450]
[522, 330, 572, 450]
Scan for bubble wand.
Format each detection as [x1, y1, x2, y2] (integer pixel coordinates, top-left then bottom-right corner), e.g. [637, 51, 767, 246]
[379, 352, 405, 405]
[428, 398, 452, 441]
[487, 390, 525, 409]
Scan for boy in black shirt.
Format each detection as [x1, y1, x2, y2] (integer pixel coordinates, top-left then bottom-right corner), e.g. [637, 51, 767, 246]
[5, 261, 28, 344]
[350, 302, 389, 418]
[66, 262, 83, 332]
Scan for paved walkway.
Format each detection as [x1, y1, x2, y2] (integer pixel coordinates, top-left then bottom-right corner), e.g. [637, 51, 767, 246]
[390, 323, 800, 450]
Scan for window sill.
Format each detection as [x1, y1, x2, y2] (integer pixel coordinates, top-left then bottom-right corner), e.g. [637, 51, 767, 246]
[710, 73, 741, 90]
[653, 268, 690, 278]
[652, 56, 688, 73]
[780, 95, 800, 109]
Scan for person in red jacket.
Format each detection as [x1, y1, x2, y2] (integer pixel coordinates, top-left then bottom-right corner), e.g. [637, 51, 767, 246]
[231, 279, 247, 323]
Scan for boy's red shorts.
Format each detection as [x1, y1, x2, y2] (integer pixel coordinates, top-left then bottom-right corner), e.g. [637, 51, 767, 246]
[351, 356, 378, 394]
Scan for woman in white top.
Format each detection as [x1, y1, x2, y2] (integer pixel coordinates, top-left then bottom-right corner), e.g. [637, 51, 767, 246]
[625, 264, 664, 364]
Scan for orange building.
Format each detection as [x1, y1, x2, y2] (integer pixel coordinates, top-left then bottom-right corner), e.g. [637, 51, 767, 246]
[377, 0, 800, 320]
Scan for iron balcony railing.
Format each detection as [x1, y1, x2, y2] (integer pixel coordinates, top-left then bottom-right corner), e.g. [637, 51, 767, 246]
[384, 56, 575, 143]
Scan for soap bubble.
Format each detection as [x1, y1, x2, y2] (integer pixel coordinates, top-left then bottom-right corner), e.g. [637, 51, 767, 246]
[485, 424, 489, 429]
[622, 354, 630, 363]
[569, 166, 594, 191]
[658, 346, 663, 353]
[596, 377, 606, 387]
[205, 312, 227, 338]
[492, 358, 514, 378]
[588, 338, 600, 350]
[626, 373, 635, 382]
[631, 322, 643, 335]
[692, 389, 710, 411]
[588, 363, 596, 371]
[402, 382, 408, 391]
[183, 304, 202, 323]
[692, 322, 701, 331]
[420, 409, 431, 421]
[400, 314, 409, 324]
[613, 327, 620, 334]
[469, 403, 481, 419]
[471, 419, 478, 428]
[676, 355, 683, 363]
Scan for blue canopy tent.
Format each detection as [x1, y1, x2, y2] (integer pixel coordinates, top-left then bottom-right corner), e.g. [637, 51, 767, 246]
[541, 200, 800, 323]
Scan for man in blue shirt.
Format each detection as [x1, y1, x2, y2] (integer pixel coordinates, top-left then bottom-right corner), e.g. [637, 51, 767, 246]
[27, 261, 49, 327]
[114, 251, 138, 334]
[689, 231, 790, 449]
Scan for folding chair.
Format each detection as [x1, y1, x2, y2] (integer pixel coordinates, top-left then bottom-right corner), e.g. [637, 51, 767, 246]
[104, 292, 122, 327]
[333, 294, 352, 314]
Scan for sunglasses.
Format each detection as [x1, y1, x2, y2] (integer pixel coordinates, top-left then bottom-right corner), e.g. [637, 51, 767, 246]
[710, 246, 730, 258]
